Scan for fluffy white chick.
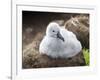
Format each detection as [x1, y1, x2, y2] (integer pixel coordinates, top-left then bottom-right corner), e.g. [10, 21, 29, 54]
[39, 22, 82, 58]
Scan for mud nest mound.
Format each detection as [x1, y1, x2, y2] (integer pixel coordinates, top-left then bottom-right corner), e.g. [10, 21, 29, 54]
[23, 50, 85, 68]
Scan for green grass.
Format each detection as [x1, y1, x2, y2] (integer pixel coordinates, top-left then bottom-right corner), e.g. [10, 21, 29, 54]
[83, 48, 89, 66]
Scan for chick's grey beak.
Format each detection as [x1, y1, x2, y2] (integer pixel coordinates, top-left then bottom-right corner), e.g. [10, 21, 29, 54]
[57, 32, 64, 42]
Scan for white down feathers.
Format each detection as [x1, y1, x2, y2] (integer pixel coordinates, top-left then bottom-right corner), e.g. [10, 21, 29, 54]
[39, 22, 82, 58]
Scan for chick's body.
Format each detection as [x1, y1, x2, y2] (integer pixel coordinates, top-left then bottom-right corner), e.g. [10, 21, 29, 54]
[39, 22, 82, 58]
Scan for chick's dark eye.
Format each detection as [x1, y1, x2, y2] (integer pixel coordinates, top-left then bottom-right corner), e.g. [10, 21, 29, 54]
[52, 30, 55, 32]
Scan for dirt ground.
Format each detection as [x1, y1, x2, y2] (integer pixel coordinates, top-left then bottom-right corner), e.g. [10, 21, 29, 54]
[22, 11, 89, 68]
